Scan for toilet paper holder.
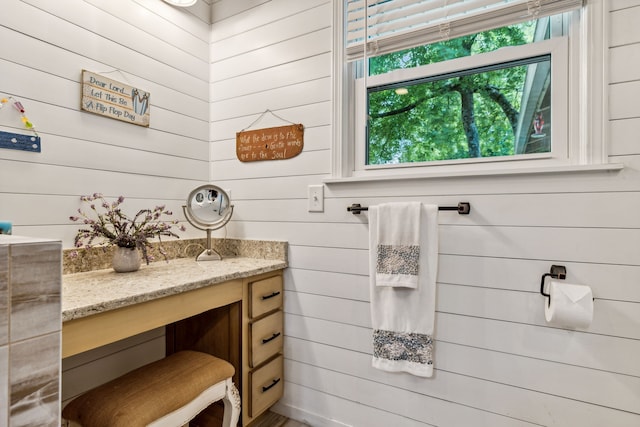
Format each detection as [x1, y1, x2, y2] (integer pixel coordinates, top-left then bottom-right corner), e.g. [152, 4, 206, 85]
[540, 265, 566, 300]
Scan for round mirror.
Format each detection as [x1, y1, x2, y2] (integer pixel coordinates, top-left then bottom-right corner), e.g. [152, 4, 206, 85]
[183, 184, 233, 261]
[186, 185, 232, 228]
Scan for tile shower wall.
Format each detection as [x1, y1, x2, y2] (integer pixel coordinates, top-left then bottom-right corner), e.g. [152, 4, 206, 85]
[0, 245, 8, 425]
[0, 236, 61, 427]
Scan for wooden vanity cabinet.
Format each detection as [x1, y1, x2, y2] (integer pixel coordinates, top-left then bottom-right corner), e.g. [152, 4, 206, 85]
[246, 274, 284, 422]
[165, 270, 284, 427]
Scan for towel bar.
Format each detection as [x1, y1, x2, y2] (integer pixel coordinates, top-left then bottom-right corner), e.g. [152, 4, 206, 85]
[347, 202, 471, 215]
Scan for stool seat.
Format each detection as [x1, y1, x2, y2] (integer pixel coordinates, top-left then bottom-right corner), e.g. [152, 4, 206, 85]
[62, 350, 240, 427]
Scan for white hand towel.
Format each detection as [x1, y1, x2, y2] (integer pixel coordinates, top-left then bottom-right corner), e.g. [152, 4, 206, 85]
[369, 203, 439, 377]
[375, 202, 422, 289]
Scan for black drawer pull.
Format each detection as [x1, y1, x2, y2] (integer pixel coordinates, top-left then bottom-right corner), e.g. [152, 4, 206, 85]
[262, 332, 281, 344]
[261, 291, 281, 300]
[262, 378, 281, 393]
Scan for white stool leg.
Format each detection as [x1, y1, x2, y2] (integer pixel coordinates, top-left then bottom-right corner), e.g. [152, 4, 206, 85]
[222, 378, 241, 427]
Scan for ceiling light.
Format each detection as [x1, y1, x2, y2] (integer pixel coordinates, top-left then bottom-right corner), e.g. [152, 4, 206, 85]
[163, 0, 197, 7]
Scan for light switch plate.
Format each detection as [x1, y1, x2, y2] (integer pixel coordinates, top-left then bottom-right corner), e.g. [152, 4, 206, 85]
[308, 185, 324, 212]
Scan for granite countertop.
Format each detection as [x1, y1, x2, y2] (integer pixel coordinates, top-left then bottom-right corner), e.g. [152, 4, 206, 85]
[62, 257, 287, 322]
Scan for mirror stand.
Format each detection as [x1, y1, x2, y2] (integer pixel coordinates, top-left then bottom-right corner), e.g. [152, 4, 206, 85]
[198, 227, 221, 261]
[199, 229, 221, 261]
[182, 206, 234, 261]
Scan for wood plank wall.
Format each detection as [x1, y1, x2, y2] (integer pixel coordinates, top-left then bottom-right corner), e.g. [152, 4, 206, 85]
[3, 0, 640, 425]
[0, 0, 212, 407]
[210, 0, 640, 426]
[0, 0, 212, 245]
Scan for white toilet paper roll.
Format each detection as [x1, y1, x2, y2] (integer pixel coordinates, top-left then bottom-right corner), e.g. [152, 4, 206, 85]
[544, 279, 593, 328]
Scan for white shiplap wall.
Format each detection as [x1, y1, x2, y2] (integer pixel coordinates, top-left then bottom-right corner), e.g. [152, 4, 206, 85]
[0, 0, 213, 407]
[0, 0, 212, 245]
[210, 1, 640, 426]
[3, 0, 639, 425]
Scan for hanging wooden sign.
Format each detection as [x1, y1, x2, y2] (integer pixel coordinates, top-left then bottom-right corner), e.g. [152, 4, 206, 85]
[236, 124, 304, 162]
[0, 131, 41, 152]
[81, 70, 150, 127]
[0, 96, 40, 152]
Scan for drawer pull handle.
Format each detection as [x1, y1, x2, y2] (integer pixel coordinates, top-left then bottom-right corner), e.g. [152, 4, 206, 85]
[262, 378, 281, 393]
[262, 332, 281, 344]
[261, 291, 281, 300]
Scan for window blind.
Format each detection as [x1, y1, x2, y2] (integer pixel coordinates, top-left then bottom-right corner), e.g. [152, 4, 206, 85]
[345, 0, 583, 61]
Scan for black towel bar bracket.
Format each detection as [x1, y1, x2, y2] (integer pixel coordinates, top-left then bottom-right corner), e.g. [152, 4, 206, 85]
[347, 202, 471, 215]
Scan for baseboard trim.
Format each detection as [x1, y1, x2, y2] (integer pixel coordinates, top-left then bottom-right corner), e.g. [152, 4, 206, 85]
[271, 402, 352, 427]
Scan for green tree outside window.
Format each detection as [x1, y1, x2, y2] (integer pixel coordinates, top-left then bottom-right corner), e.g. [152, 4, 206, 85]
[366, 20, 550, 165]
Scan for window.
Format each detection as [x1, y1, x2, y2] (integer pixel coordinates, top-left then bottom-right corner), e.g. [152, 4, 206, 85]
[364, 24, 556, 166]
[331, 0, 617, 180]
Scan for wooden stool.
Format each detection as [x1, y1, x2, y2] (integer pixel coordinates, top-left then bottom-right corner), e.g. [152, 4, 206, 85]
[62, 350, 241, 427]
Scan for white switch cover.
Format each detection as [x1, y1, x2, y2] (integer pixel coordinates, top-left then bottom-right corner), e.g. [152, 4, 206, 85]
[308, 185, 324, 212]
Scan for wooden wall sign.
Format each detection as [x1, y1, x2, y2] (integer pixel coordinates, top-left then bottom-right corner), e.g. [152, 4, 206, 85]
[236, 124, 304, 162]
[0, 131, 41, 152]
[81, 70, 150, 127]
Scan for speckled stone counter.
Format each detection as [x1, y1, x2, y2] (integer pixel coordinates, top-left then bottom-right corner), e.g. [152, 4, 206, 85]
[62, 256, 287, 322]
[63, 238, 287, 274]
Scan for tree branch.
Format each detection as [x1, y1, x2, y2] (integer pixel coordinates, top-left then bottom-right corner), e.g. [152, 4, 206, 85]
[477, 85, 519, 134]
[369, 83, 457, 119]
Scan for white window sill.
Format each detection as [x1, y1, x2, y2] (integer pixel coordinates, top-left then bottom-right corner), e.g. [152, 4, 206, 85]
[324, 162, 623, 184]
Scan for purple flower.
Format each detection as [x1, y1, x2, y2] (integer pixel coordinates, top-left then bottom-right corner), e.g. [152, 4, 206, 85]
[69, 193, 184, 264]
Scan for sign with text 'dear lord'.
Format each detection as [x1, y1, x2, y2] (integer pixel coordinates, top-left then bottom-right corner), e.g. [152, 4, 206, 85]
[236, 124, 304, 162]
[81, 70, 150, 127]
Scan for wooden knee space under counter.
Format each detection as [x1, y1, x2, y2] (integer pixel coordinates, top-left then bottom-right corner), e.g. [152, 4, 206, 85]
[62, 256, 287, 427]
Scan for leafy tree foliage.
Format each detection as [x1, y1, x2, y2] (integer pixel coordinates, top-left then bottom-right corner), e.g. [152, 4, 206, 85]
[367, 23, 536, 165]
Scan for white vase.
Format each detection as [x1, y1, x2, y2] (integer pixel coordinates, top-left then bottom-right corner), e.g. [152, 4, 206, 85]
[112, 246, 141, 273]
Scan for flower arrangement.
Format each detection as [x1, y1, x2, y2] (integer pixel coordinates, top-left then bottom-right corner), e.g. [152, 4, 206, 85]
[70, 193, 186, 264]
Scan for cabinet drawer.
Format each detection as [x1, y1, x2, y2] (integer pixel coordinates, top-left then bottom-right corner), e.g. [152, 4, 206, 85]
[249, 355, 284, 418]
[250, 310, 283, 367]
[250, 275, 282, 318]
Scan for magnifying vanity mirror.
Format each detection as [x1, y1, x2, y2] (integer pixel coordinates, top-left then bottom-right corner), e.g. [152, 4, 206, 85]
[183, 184, 233, 261]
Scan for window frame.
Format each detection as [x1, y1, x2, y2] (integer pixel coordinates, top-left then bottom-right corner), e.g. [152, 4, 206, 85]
[329, 0, 621, 182]
[355, 37, 568, 173]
